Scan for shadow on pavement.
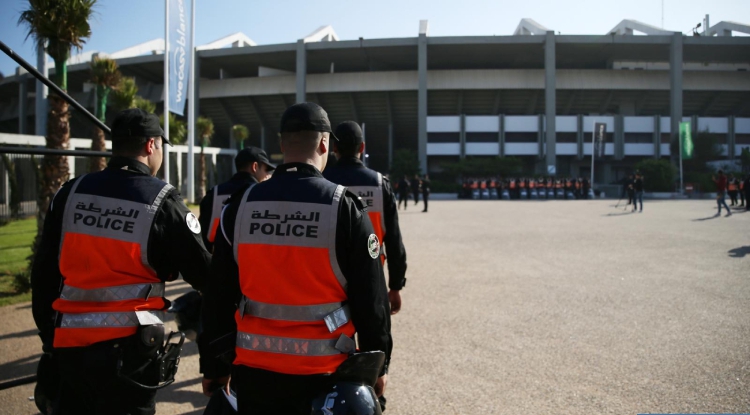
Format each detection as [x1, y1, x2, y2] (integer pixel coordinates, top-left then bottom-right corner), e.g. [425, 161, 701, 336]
[157, 374, 207, 411]
[0, 354, 40, 382]
[693, 215, 719, 221]
[728, 246, 750, 258]
[0, 328, 37, 342]
[603, 211, 633, 217]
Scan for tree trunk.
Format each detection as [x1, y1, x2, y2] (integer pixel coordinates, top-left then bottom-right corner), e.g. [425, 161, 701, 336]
[30, 94, 71, 264]
[199, 145, 206, 199]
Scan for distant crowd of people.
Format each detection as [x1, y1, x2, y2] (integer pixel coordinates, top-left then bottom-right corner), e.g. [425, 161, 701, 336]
[394, 174, 431, 212]
[459, 177, 592, 200]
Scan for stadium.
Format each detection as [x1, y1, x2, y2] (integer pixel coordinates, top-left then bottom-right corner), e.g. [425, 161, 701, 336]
[1, 17, 749, 188]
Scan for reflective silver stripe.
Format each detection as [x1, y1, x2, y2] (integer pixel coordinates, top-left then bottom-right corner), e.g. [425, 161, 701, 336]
[329, 186, 347, 290]
[348, 184, 384, 214]
[140, 184, 173, 269]
[240, 297, 349, 323]
[209, 186, 224, 241]
[233, 185, 256, 263]
[59, 311, 164, 328]
[236, 332, 344, 356]
[376, 173, 386, 234]
[60, 283, 165, 302]
[59, 175, 87, 260]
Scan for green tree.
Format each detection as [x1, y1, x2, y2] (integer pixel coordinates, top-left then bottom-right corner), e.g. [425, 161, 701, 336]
[18, 0, 97, 266]
[110, 76, 138, 111]
[389, 149, 421, 182]
[196, 116, 215, 199]
[134, 96, 156, 114]
[88, 56, 120, 172]
[740, 147, 750, 174]
[634, 159, 676, 192]
[232, 124, 249, 150]
[159, 112, 186, 145]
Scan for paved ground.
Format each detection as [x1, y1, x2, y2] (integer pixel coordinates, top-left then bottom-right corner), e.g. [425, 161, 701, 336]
[0, 199, 748, 414]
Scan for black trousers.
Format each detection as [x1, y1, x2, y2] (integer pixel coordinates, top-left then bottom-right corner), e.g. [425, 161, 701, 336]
[422, 191, 429, 211]
[52, 337, 158, 415]
[412, 191, 420, 205]
[398, 192, 409, 209]
[728, 190, 738, 205]
[233, 366, 331, 415]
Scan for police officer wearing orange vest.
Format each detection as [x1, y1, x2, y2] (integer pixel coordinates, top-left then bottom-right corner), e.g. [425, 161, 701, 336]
[323, 121, 408, 315]
[30, 108, 212, 414]
[199, 147, 275, 252]
[200, 103, 392, 414]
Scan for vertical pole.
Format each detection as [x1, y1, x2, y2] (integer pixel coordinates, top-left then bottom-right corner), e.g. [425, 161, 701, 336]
[679, 124, 683, 194]
[296, 39, 306, 103]
[17, 70, 27, 134]
[670, 32, 683, 189]
[459, 114, 466, 160]
[498, 114, 505, 158]
[544, 31, 557, 173]
[35, 40, 48, 136]
[417, 28, 428, 174]
[260, 126, 266, 151]
[163, 0, 171, 184]
[388, 123, 393, 169]
[187, 0, 196, 203]
[590, 120, 595, 189]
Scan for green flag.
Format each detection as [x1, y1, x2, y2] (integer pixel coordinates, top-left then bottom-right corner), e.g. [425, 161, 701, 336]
[680, 122, 693, 160]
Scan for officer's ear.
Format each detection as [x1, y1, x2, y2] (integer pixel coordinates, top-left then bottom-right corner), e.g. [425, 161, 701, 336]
[318, 133, 329, 156]
[144, 137, 158, 155]
[358, 142, 365, 156]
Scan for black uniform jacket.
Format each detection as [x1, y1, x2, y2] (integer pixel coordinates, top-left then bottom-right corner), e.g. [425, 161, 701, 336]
[199, 162, 392, 379]
[199, 171, 259, 251]
[31, 157, 212, 349]
[323, 157, 407, 290]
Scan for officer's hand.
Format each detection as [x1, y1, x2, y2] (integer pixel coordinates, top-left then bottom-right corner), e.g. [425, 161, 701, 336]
[202, 376, 231, 397]
[388, 290, 402, 315]
[374, 374, 388, 397]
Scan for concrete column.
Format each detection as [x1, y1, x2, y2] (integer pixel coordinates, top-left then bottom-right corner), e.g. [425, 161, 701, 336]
[576, 114, 584, 160]
[388, 123, 394, 168]
[728, 115, 736, 160]
[459, 114, 466, 159]
[544, 31, 557, 172]
[35, 41, 48, 136]
[498, 114, 505, 157]
[537, 114, 545, 159]
[296, 39, 306, 104]
[614, 114, 624, 160]
[653, 114, 661, 158]
[17, 68, 28, 134]
[417, 32, 428, 174]
[669, 33, 683, 152]
[194, 55, 201, 140]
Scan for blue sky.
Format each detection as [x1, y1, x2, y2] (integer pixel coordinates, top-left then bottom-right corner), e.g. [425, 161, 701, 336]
[1, 0, 748, 76]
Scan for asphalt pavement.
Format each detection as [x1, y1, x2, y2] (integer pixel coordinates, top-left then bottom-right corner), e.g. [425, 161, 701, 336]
[1, 199, 748, 414]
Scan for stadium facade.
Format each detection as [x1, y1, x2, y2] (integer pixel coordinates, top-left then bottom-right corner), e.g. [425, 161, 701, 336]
[1, 18, 750, 185]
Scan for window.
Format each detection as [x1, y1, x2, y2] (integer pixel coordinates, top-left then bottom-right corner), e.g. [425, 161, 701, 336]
[624, 133, 652, 143]
[505, 133, 537, 143]
[557, 133, 577, 143]
[427, 133, 460, 143]
[466, 132, 497, 143]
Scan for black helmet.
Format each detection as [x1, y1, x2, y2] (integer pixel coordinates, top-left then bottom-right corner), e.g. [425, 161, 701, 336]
[311, 351, 385, 415]
[168, 290, 202, 336]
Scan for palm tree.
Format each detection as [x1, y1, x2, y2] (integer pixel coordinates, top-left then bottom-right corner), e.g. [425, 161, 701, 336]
[134, 96, 156, 113]
[89, 56, 120, 172]
[18, 0, 97, 263]
[111, 76, 138, 111]
[160, 112, 186, 145]
[232, 124, 249, 150]
[196, 116, 215, 198]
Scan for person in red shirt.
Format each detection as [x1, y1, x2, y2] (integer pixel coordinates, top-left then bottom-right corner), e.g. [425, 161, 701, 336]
[713, 170, 732, 217]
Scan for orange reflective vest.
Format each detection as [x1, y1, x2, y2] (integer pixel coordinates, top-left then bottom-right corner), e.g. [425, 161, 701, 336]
[575, 181, 581, 189]
[54, 173, 172, 348]
[471, 182, 478, 189]
[529, 181, 536, 189]
[555, 182, 563, 189]
[480, 181, 487, 189]
[546, 181, 553, 188]
[490, 180, 497, 188]
[728, 181, 737, 191]
[510, 181, 516, 189]
[519, 181, 526, 189]
[347, 173, 386, 263]
[231, 184, 356, 375]
[207, 186, 226, 244]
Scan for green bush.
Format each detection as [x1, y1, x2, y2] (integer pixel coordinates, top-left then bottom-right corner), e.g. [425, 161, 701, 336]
[442, 157, 523, 178]
[389, 149, 421, 180]
[634, 159, 676, 192]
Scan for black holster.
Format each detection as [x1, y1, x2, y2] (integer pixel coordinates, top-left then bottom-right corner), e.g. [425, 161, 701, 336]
[116, 325, 185, 391]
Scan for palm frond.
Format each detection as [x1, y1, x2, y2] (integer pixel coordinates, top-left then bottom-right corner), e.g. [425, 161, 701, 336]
[90, 56, 120, 88]
[18, 0, 97, 60]
[232, 124, 250, 142]
[196, 116, 215, 147]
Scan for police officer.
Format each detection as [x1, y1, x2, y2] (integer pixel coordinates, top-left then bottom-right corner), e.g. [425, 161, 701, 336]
[30, 108, 212, 414]
[200, 103, 392, 414]
[323, 121, 408, 315]
[199, 147, 275, 252]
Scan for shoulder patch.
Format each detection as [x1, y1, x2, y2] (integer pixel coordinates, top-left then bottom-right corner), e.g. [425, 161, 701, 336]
[367, 234, 380, 259]
[186, 212, 201, 234]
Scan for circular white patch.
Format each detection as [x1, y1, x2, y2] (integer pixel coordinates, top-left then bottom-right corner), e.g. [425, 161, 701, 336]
[367, 234, 380, 259]
[186, 212, 201, 234]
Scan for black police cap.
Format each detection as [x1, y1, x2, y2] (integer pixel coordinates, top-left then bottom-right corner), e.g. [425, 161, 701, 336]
[279, 102, 338, 141]
[111, 108, 170, 145]
[334, 121, 363, 150]
[235, 146, 276, 171]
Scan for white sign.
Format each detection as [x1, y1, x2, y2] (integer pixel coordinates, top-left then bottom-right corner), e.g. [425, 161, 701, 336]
[547, 165, 556, 175]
